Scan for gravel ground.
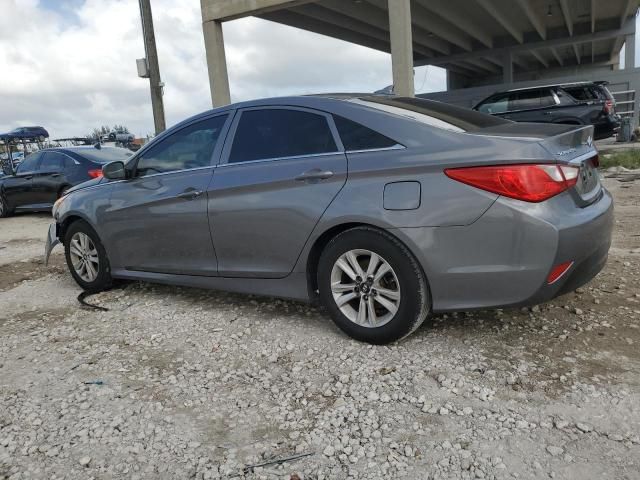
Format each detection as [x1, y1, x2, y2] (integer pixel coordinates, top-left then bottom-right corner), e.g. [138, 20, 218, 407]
[1, 178, 639, 480]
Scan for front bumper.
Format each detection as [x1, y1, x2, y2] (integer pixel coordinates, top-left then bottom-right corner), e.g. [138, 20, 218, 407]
[44, 222, 60, 266]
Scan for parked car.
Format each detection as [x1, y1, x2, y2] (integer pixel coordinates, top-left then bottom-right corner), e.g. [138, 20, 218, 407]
[1, 126, 49, 142]
[45, 95, 612, 344]
[473, 82, 621, 140]
[0, 146, 132, 217]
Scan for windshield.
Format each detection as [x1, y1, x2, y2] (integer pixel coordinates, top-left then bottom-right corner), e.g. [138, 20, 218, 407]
[353, 96, 510, 133]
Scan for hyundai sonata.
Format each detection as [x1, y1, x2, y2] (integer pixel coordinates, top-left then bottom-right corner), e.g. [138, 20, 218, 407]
[45, 95, 613, 344]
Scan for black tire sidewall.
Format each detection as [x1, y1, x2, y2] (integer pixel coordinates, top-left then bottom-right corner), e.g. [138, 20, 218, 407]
[318, 228, 429, 344]
[64, 221, 112, 292]
[0, 195, 11, 218]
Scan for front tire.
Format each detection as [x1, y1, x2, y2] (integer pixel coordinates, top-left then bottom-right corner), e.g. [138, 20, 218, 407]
[318, 227, 430, 344]
[64, 220, 112, 292]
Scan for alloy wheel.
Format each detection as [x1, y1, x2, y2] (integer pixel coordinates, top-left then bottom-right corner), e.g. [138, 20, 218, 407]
[330, 249, 401, 328]
[69, 232, 100, 282]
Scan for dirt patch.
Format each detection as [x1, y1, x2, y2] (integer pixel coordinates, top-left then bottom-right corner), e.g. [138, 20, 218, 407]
[0, 258, 65, 292]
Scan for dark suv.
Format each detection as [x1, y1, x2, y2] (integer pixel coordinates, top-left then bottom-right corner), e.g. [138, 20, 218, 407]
[474, 82, 620, 140]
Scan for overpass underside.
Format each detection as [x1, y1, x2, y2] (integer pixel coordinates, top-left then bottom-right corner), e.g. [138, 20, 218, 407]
[200, 0, 640, 118]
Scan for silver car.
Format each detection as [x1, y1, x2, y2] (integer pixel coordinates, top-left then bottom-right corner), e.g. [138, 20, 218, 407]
[45, 95, 613, 344]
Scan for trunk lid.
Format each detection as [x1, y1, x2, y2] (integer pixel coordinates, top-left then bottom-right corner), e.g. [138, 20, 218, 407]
[538, 124, 601, 206]
[475, 122, 601, 206]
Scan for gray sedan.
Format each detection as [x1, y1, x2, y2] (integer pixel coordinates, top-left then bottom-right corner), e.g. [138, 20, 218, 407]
[45, 95, 613, 344]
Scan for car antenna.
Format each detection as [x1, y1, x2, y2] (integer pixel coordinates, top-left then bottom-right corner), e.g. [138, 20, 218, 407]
[94, 141, 102, 150]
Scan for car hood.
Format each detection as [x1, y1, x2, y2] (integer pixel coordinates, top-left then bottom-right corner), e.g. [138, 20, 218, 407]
[64, 177, 106, 195]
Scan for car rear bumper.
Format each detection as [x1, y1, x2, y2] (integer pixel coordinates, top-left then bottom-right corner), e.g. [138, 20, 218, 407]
[593, 117, 621, 140]
[396, 187, 613, 312]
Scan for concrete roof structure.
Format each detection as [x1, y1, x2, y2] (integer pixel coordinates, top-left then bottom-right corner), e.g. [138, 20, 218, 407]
[200, 0, 640, 105]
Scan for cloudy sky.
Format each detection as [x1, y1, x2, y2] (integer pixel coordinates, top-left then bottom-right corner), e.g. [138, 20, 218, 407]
[0, 0, 446, 139]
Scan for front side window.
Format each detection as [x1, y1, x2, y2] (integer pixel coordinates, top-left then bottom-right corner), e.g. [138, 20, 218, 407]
[16, 153, 41, 173]
[136, 115, 228, 176]
[333, 115, 400, 151]
[39, 152, 65, 172]
[229, 109, 337, 163]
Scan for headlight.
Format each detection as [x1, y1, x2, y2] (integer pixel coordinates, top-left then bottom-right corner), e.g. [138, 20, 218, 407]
[53, 195, 67, 217]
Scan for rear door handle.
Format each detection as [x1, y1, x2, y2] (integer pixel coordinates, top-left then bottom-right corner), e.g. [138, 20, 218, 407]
[295, 169, 334, 181]
[177, 189, 203, 200]
[50, 173, 61, 178]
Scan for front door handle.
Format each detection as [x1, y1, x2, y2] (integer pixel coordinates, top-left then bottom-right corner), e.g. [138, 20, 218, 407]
[177, 189, 203, 200]
[295, 169, 334, 182]
[50, 173, 61, 178]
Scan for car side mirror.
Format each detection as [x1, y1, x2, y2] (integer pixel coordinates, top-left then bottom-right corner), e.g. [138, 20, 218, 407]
[102, 161, 126, 180]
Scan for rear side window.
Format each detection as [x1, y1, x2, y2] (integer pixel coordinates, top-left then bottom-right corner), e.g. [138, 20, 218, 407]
[229, 109, 337, 163]
[564, 86, 597, 101]
[39, 152, 65, 172]
[333, 115, 399, 151]
[509, 89, 555, 110]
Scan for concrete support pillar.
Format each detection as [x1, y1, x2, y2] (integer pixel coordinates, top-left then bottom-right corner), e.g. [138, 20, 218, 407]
[388, 0, 414, 97]
[625, 33, 636, 70]
[202, 20, 231, 107]
[503, 50, 513, 84]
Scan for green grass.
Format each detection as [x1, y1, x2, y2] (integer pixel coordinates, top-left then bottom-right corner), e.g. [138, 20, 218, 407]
[599, 150, 640, 170]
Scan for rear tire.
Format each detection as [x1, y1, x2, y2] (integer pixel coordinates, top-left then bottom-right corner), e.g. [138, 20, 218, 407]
[64, 220, 112, 292]
[0, 195, 12, 218]
[318, 227, 430, 344]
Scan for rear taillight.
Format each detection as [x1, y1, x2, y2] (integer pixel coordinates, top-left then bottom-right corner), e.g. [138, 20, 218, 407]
[603, 99, 614, 115]
[444, 164, 579, 203]
[87, 169, 103, 179]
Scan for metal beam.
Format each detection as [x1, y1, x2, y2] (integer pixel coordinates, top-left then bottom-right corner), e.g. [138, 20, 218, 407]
[572, 44, 581, 64]
[414, 0, 492, 47]
[591, 0, 596, 33]
[551, 47, 564, 66]
[407, 1, 473, 51]
[259, 10, 392, 54]
[621, 0, 636, 27]
[559, 0, 573, 36]
[530, 50, 549, 68]
[464, 58, 501, 74]
[201, 0, 314, 22]
[516, 0, 546, 40]
[289, 4, 436, 56]
[363, 0, 453, 54]
[416, 22, 635, 66]
[476, 0, 523, 44]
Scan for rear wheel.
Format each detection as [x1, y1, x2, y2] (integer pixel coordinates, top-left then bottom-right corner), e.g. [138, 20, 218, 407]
[64, 221, 112, 292]
[318, 227, 430, 344]
[0, 195, 12, 218]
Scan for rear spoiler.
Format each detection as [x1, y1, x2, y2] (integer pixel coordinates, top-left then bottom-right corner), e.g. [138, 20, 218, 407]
[539, 125, 597, 162]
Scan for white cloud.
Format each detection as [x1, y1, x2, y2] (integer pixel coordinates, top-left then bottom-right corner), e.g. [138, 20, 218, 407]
[0, 0, 446, 139]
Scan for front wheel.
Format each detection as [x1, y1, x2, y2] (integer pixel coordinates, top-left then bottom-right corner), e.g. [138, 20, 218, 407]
[318, 227, 430, 344]
[64, 220, 112, 292]
[0, 195, 12, 218]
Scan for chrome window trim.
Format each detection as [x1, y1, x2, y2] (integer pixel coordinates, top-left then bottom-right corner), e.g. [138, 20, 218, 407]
[134, 164, 216, 179]
[217, 150, 343, 168]
[345, 144, 405, 154]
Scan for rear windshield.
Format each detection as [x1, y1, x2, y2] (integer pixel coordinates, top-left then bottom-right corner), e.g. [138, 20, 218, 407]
[352, 96, 510, 133]
[74, 147, 134, 163]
